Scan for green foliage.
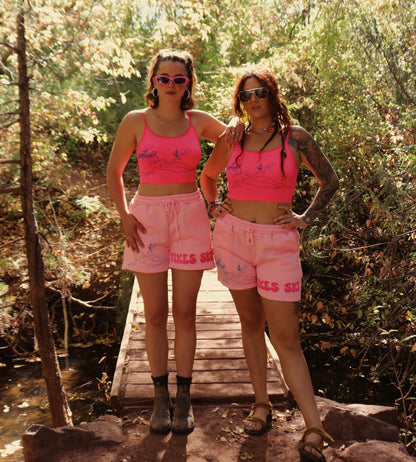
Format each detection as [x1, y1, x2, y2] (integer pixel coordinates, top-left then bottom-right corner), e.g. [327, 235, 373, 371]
[75, 196, 106, 217]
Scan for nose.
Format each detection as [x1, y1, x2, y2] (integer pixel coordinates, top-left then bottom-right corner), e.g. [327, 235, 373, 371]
[249, 92, 257, 101]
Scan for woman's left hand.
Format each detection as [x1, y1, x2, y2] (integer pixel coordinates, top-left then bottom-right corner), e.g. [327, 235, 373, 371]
[274, 205, 308, 229]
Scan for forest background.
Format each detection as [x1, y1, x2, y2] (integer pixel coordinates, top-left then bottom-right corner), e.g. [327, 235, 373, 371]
[0, 0, 415, 456]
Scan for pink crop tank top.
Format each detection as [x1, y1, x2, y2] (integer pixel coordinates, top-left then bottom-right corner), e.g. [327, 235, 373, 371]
[136, 111, 202, 184]
[226, 130, 298, 202]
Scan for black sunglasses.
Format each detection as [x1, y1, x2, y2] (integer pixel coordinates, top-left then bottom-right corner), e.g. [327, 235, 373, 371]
[238, 87, 268, 103]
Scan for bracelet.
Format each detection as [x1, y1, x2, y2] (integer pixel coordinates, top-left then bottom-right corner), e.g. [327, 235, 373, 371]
[207, 200, 222, 215]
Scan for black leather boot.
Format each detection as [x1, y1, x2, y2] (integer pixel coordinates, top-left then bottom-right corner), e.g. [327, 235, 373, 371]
[172, 375, 194, 434]
[150, 373, 172, 434]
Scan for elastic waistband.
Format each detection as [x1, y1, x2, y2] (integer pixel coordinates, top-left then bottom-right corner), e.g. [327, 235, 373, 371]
[132, 189, 202, 205]
[219, 213, 287, 233]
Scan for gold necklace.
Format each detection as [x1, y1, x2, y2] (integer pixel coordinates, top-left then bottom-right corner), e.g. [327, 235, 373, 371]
[246, 122, 276, 134]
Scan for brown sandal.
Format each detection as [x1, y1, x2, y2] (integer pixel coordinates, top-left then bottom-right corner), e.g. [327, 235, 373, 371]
[298, 427, 334, 462]
[243, 401, 273, 435]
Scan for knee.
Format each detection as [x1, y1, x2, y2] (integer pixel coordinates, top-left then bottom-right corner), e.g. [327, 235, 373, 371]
[238, 313, 265, 334]
[173, 307, 196, 330]
[271, 330, 301, 353]
[146, 309, 168, 329]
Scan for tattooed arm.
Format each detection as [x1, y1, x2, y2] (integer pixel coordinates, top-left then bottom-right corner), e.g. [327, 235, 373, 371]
[275, 125, 339, 228]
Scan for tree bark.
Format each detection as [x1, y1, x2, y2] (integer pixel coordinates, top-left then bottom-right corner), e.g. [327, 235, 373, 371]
[17, 11, 73, 428]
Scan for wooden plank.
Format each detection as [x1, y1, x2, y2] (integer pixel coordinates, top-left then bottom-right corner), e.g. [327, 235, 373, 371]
[194, 349, 246, 359]
[164, 324, 241, 333]
[129, 338, 244, 349]
[197, 304, 237, 313]
[128, 329, 242, 341]
[110, 277, 140, 413]
[195, 315, 240, 323]
[127, 358, 250, 371]
[125, 348, 247, 361]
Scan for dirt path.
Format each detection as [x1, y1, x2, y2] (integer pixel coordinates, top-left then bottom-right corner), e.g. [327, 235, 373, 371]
[54, 404, 322, 462]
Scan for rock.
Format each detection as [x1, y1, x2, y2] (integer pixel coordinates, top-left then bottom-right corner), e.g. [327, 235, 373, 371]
[21, 415, 124, 462]
[317, 397, 400, 442]
[341, 402, 399, 425]
[317, 397, 399, 425]
[323, 407, 399, 442]
[331, 441, 416, 462]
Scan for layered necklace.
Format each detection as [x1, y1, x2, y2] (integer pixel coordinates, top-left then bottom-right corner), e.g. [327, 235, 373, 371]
[246, 121, 276, 135]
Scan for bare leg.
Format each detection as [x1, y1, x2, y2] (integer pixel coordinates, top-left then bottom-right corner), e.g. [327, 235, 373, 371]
[136, 271, 172, 433]
[230, 288, 270, 431]
[262, 298, 323, 452]
[136, 271, 169, 377]
[171, 268, 203, 377]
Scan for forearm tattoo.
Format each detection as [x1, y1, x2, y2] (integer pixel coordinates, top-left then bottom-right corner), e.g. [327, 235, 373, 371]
[289, 128, 339, 224]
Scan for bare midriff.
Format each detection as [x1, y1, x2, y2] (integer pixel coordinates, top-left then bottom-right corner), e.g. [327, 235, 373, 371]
[230, 199, 290, 224]
[138, 182, 197, 196]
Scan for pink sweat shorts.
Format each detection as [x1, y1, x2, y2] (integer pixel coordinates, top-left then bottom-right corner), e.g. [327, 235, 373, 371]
[213, 213, 302, 301]
[122, 190, 215, 273]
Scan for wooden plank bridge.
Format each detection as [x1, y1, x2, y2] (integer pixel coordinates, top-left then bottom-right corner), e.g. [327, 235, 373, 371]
[110, 268, 289, 415]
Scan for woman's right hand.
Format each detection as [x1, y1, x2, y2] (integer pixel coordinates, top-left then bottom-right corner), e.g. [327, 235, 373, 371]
[208, 197, 232, 218]
[121, 213, 147, 253]
[223, 117, 244, 147]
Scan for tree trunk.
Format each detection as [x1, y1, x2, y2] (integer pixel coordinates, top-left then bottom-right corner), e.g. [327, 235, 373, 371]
[17, 11, 73, 428]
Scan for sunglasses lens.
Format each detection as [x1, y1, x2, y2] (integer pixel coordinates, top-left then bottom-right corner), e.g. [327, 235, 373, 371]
[255, 87, 268, 99]
[173, 76, 188, 85]
[239, 90, 251, 102]
[156, 76, 170, 84]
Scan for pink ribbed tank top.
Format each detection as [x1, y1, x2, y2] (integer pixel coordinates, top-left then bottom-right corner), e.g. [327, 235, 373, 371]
[226, 131, 298, 202]
[136, 111, 202, 184]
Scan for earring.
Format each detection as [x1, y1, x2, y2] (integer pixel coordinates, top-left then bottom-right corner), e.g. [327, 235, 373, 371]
[152, 88, 159, 97]
[183, 90, 190, 100]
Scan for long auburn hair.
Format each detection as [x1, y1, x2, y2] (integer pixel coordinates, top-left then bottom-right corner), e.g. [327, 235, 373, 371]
[145, 49, 197, 111]
[233, 68, 292, 173]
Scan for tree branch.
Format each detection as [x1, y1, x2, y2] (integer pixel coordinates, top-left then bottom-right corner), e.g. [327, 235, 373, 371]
[0, 118, 20, 129]
[0, 186, 21, 195]
[0, 159, 20, 164]
[46, 285, 115, 310]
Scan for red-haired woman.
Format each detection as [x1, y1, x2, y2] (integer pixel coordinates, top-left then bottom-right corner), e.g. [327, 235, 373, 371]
[201, 67, 339, 461]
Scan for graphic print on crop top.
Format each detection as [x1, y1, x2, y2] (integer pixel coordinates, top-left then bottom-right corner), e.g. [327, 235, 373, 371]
[136, 111, 202, 184]
[226, 132, 298, 203]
